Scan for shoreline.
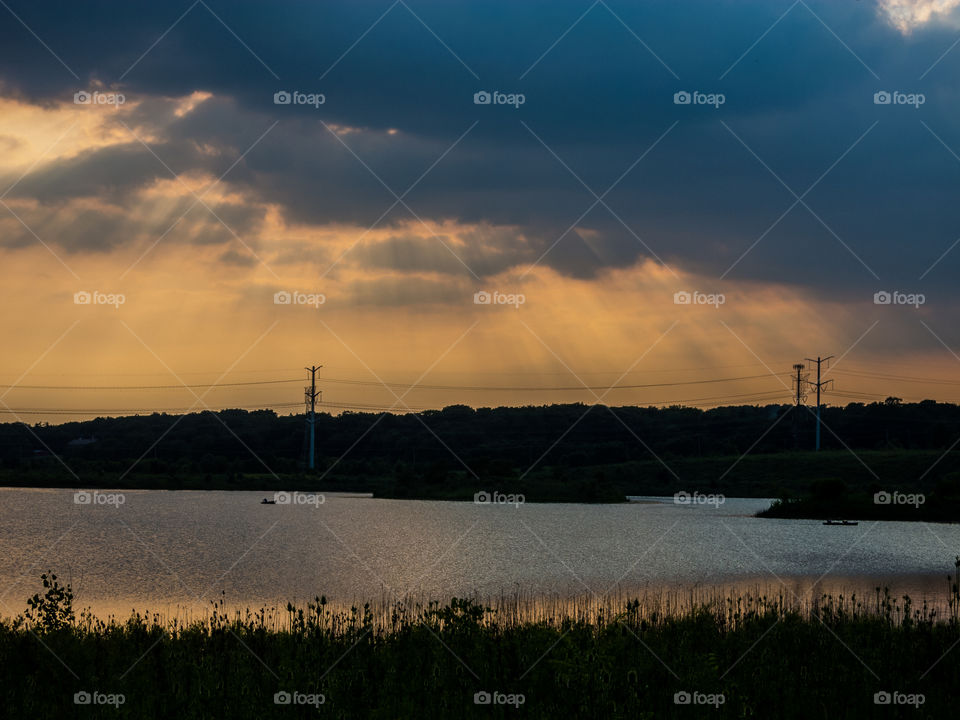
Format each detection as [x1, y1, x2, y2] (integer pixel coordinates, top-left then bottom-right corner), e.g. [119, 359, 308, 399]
[8, 484, 960, 522]
[6, 573, 957, 627]
[5, 448, 959, 507]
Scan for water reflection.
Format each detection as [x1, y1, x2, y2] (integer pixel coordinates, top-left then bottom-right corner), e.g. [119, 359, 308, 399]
[0, 489, 957, 622]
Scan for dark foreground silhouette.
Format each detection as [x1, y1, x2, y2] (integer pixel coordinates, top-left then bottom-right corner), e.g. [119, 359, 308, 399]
[4, 570, 958, 719]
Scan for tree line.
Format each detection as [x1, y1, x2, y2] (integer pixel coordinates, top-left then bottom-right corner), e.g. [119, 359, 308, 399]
[0, 398, 955, 482]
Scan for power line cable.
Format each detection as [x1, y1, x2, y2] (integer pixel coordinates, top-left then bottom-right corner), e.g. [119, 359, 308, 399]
[315, 372, 790, 393]
[0, 379, 302, 390]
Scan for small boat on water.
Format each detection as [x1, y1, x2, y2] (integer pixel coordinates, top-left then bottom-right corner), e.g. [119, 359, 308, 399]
[261, 498, 276, 505]
[823, 519, 858, 526]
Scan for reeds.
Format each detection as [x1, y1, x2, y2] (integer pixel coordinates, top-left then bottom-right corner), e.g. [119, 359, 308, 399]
[3, 568, 960, 718]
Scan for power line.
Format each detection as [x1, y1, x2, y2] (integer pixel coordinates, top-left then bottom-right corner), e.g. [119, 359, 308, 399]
[0, 389, 791, 418]
[0, 400, 438, 416]
[638, 389, 789, 406]
[0, 360, 802, 382]
[316, 360, 797, 377]
[828, 391, 911, 402]
[830, 358, 951, 374]
[832, 368, 960, 386]
[317, 401, 428, 412]
[321, 391, 789, 412]
[0, 372, 790, 393]
[315, 372, 790, 393]
[0, 379, 302, 390]
[3, 362, 956, 395]
[0, 402, 304, 415]
[0, 369, 307, 378]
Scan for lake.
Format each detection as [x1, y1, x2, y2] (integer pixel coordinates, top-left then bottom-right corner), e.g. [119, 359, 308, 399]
[1, 488, 958, 620]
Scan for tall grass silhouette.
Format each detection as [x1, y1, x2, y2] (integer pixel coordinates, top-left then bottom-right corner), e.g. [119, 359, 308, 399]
[3, 562, 960, 717]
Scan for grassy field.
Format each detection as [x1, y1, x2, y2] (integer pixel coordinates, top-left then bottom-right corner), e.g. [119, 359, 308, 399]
[3, 572, 960, 718]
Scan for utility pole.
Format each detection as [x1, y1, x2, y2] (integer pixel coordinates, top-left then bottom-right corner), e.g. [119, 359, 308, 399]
[805, 356, 834, 451]
[305, 365, 322, 470]
[790, 363, 808, 451]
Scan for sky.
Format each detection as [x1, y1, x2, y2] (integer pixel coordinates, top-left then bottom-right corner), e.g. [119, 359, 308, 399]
[2, 0, 960, 420]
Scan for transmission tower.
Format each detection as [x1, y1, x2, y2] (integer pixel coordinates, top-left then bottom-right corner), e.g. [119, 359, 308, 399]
[805, 356, 834, 451]
[792, 363, 808, 407]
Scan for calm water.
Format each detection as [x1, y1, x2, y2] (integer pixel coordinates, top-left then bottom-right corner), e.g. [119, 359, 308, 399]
[1, 488, 958, 619]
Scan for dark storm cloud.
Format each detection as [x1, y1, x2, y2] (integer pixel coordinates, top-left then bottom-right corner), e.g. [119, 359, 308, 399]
[352, 227, 536, 277]
[8, 141, 205, 203]
[2, 0, 960, 298]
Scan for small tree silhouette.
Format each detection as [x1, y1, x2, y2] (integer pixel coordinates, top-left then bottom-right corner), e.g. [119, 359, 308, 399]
[23, 572, 75, 631]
